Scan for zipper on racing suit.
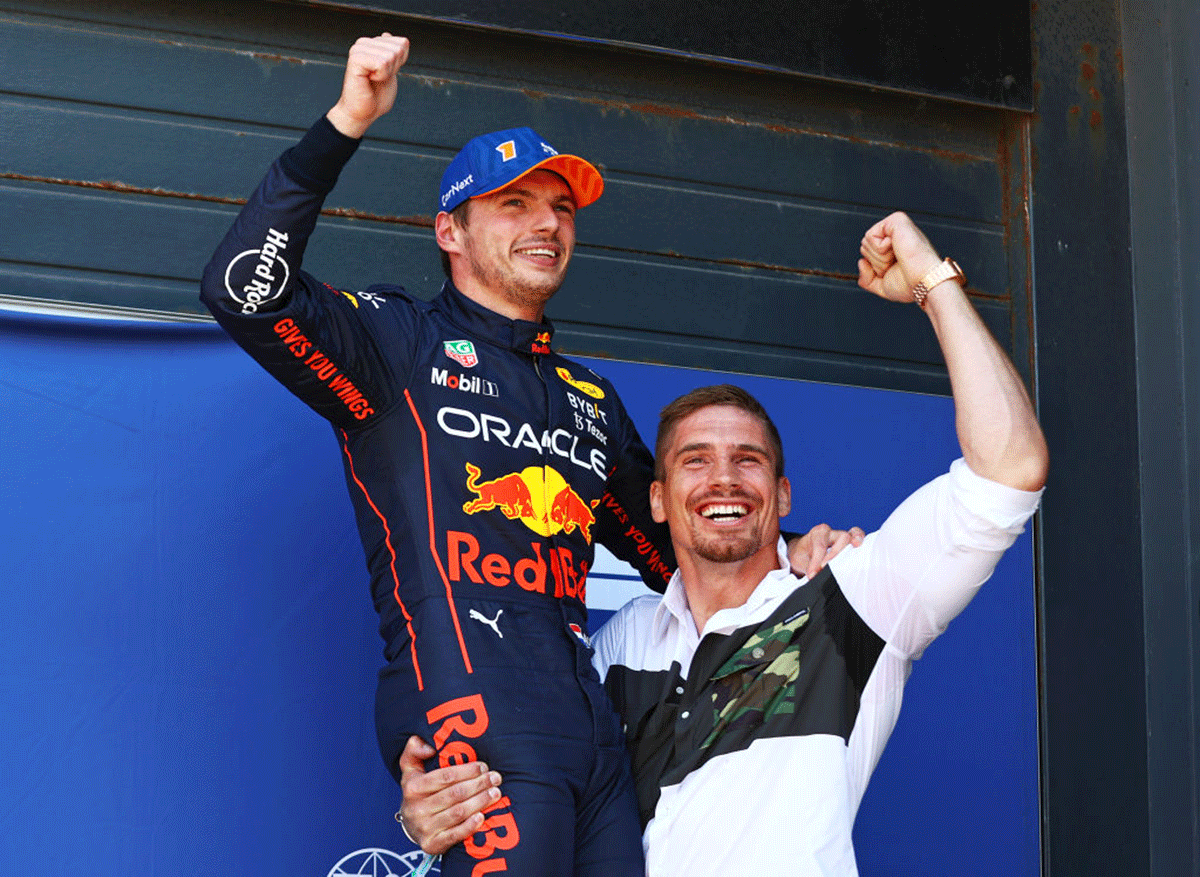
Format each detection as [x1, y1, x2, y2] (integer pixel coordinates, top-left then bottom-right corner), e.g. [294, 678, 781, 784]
[534, 353, 604, 746]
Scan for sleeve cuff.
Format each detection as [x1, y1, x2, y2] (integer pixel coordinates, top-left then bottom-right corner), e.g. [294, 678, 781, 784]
[949, 457, 1044, 530]
[279, 115, 362, 195]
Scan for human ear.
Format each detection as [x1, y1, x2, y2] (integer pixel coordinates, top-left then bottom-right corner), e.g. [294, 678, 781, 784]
[650, 480, 667, 524]
[434, 211, 462, 255]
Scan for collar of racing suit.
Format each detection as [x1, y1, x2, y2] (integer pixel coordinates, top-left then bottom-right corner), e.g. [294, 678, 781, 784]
[436, 280, 556, 356]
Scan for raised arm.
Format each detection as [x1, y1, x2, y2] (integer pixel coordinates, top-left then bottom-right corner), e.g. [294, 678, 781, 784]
[857, 212, 1048, 491]
[199, 35, 418, 430]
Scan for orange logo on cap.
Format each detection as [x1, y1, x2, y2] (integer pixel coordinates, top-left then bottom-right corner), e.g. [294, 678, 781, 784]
[496, 140, 517, 162]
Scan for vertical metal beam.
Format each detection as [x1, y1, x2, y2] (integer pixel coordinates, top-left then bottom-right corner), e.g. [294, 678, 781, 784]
[1030, 1, 1150, 874]
[1122, 0, 1200, 872]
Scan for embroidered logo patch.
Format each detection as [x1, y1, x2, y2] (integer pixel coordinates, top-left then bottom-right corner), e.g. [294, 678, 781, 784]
[444, 339, 479, 368]
[555, 367, 604, 399]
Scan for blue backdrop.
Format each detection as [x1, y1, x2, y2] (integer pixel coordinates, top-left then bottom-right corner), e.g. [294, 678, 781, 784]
[0, 314, 1038, 875]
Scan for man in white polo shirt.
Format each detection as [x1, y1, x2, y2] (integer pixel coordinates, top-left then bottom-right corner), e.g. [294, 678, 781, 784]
[397, 211, 1048, 876]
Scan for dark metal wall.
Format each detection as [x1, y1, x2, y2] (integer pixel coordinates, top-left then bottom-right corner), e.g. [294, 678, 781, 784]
[0, 0, 1026, 397]
[300, 0, 1033, 108]
[1032, 0, 1200, 873]
[1124, 0, 1200, 867]
[1029, 1, 1146, 872]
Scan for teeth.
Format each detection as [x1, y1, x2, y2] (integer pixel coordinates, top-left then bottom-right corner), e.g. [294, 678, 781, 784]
[519, 247, 557, 258]
[701, 504, 748, 519]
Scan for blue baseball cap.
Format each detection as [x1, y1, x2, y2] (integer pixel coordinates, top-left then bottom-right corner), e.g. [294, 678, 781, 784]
[438, 127, 604, 214]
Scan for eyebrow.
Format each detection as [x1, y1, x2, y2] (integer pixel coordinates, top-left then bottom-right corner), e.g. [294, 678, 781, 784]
[676, 441, 769, 457]
[505, 187, 576, 208]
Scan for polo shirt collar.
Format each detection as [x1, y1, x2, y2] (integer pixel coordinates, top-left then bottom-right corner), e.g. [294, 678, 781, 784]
[651, 538, 798, 639]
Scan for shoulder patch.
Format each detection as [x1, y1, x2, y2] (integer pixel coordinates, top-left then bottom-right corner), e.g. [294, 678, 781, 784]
[556, 366, 605, 399]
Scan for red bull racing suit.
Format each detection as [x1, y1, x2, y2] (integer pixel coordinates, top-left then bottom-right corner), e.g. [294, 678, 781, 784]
[200, 117, 672, 877]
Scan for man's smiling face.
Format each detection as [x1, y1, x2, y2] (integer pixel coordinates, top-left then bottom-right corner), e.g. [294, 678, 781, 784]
[446, 169, 577, 318]
[651, 404, 791, 568]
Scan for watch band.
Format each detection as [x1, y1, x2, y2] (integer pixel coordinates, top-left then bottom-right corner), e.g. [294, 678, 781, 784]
[912, 258, 965, 308]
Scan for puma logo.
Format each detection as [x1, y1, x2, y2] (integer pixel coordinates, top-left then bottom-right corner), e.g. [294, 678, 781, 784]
[469, 608, 504, 639]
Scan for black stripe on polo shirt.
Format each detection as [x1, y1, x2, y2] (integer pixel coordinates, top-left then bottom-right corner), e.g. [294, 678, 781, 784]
[604, 568, 886, 827]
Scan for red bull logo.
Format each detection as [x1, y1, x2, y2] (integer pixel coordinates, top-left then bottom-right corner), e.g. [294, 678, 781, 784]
[531, 331, 552, 355]
[447, 531, 588, 601]
[549, 484, 599, 542]
[425, 693, 521, 873]
[463, 463, 536, 520]
[462, 463, 599, 544]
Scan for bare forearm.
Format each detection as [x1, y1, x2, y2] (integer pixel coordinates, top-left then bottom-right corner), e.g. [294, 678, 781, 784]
[857, 212, 1048, 492]
[924, 281, 1048, 490]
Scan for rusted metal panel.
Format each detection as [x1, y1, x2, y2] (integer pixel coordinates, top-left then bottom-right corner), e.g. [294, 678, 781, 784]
[287, 0, 1033, 109]
[0, 0, 1024, 397]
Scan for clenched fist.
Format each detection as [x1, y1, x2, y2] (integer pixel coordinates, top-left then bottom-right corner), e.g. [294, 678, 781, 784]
[856, 211, 943, 304]
[326, 33, 410, 139]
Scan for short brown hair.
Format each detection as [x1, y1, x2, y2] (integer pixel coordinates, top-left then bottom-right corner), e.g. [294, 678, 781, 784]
[439, 199, 472, 279]
[655, 384, 785, 480]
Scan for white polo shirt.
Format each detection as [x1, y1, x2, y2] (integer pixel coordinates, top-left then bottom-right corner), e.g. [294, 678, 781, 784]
[593, 459, 1042, 877]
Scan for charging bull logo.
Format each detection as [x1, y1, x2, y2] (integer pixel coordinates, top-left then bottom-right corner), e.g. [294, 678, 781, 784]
[549, 485, 598, 541]
[463, 463, 600, 543]
[463, 463, 536, 520]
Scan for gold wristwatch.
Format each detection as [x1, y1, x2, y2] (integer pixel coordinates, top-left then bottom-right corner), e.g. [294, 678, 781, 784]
[911, 258, 965, 308]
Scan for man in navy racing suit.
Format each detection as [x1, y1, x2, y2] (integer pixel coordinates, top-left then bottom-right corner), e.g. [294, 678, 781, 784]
[200, 34, 849, 877]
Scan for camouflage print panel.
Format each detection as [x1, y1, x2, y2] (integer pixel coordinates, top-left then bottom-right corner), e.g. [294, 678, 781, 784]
[701, 608, 810, 751]
[607, 568, 885, 823]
